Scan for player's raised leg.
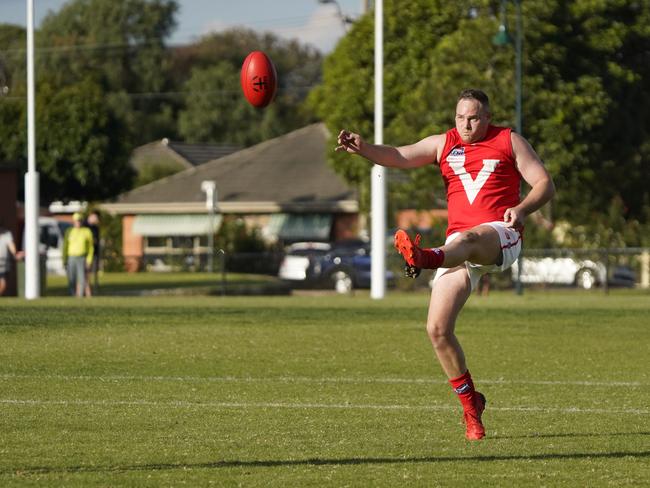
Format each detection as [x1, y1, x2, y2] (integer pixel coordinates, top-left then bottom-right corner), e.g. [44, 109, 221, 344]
[395, 224, 502, 276]
[441, 225, 503, 268]
[427, 266, 487, 440]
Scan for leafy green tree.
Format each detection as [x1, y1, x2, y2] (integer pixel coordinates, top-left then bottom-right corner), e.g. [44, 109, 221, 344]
[1, 23, 135, 201]
[178, 62, 258, 144]
[37, 0, 177, 92]
[311, 0, 650, 232]
[0, 24, 26, 90]
[33, 79, 134, 202]
[1, 2, 176, 202]
[0, 92, 24, 167]
[0, 24, 27, 166]
[521, 0, 650, 224]
[2, 11, 324, 202]
[37, 0, 179, 146]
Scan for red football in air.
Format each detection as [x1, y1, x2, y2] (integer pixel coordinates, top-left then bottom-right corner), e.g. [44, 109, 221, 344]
[240, 51, 278, 108]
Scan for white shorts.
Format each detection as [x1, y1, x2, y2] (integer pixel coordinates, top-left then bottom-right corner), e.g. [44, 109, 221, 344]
[432, 221, 522, 291]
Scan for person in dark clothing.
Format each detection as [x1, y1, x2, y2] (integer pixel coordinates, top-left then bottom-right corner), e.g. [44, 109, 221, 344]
[84, 211, 101, 297]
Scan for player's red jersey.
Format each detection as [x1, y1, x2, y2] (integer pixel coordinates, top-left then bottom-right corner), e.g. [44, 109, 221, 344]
[438, 125, 521, 236]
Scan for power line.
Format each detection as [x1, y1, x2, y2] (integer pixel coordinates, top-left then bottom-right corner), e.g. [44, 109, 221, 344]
[0, 12, 347, 55]
[2, 84, 317, 101]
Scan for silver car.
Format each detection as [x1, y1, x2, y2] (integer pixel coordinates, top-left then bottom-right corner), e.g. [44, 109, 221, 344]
[511, 256, 635, 289]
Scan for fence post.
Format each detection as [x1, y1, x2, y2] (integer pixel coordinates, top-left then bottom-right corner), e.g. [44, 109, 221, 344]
[219, 249, 226, 296]
[602, 250, 609, 295]
[641, 250, 650, 289]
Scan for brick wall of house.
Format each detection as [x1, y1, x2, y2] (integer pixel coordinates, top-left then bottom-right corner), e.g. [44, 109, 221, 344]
[122, 215, 143, 272]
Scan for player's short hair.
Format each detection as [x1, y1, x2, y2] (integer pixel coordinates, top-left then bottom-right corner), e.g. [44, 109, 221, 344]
[457, 89, 490, 114]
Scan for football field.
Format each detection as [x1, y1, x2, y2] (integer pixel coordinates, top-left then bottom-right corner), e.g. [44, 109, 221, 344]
[1, 290, 648, 486]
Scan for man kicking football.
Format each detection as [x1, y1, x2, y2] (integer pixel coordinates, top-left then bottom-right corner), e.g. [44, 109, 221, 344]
[335, 89, 555, 440]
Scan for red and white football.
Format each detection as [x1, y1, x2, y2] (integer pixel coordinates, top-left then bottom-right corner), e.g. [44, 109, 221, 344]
[240, 51, 277, 108]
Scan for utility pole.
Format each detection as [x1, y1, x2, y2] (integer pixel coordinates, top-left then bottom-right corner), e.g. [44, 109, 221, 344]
[370, 0, 385, 299]
[24, 0, 40, 299]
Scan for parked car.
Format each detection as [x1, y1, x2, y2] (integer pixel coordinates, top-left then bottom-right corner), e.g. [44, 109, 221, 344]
[39, 217, 71, 275]
[511, 256, 636, 289]
[278, 240, 395, 293]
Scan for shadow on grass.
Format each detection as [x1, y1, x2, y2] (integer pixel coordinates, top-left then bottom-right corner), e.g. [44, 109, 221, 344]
[493, 431, 650, 440]
[8, 450, 650, 476]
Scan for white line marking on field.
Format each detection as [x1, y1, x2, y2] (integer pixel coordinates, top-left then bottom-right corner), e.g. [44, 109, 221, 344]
[0, 373, 645, 388]
[0, 399, 647, 415]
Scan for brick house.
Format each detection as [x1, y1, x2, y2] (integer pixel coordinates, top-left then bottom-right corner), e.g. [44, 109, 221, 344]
[101, 124, 360, 271]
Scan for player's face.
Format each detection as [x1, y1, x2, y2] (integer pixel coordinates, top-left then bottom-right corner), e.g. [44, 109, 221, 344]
[455, 99, 491, 143]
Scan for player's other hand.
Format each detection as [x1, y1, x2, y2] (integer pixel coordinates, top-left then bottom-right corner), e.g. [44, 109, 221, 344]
[503, 207, 525, 229]
[335, 130, 363, 154]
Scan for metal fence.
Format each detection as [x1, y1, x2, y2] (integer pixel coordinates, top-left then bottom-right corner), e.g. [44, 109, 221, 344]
[2, 247, 649, 296]
[88, 247, 650, 292]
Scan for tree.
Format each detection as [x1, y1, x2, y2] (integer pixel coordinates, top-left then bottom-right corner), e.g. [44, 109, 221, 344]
[178, 62, 260, 145]
[311, 0, 650, 231]
[0, 24, 27, 167]
[33, 79, 134, 202]
[37, 0, 177, 92]
[2, 7, 325, 202]
[37, 0, 179, 147]
[521, 0, 650, 224]
[0, 1, 177, 202]
[1, 25, 135, 201]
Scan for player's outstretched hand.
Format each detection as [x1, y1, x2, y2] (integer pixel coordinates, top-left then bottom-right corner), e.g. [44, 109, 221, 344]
[335, 130, 363, 154]
[503, 207, 525, 229]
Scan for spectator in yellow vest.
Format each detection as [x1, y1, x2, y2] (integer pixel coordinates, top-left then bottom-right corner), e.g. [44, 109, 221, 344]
[63, 213, 94, 297]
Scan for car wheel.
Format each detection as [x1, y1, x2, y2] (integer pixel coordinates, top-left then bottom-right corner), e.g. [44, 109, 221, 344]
[575, 268, 597, 290]
[332, 270, 353, 294]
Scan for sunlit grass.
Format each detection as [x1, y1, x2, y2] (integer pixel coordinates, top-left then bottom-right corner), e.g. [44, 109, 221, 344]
[1, 290, 648, 486]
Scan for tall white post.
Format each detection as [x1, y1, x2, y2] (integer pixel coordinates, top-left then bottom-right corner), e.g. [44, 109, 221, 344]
[201, 181, 217, 273]
[25, 0, 40, 299]
[370, 0, 385, 299]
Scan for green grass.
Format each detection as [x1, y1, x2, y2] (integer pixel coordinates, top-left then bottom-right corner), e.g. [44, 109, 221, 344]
[1, 290, 649, 486]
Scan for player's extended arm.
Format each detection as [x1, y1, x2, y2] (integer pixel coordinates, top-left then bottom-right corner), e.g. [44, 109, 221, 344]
[335, 130, 444, 169]
[503, 132, 556, 228]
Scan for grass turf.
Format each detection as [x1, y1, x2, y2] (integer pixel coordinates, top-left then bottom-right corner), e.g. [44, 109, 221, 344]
[1, 290, 648, 486]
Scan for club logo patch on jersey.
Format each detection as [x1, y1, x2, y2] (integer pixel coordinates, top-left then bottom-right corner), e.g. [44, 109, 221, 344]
[447, 147, 465, 163]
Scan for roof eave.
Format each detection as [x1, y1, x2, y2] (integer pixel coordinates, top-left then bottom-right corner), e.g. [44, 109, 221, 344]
[100, 200, 359, 215]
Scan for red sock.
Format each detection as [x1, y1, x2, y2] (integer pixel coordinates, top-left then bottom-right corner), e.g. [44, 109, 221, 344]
[419, 248, 445, 269]
[449, 370, 477, 412]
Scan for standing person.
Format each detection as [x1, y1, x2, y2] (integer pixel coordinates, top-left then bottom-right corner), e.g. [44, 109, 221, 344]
[84, 211, 101, 297]
[0, 221, 19, 296]
[336, 89, 555, 440]
[63, 212, 94, 297]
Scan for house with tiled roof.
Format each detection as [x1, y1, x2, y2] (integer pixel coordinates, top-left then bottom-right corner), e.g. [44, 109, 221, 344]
[102, 124, 360, 271]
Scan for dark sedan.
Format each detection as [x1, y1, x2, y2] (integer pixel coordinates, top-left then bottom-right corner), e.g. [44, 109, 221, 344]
[278, 240, 395, 293]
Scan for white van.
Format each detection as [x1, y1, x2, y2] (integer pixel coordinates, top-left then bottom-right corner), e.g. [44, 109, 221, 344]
[38, 217, 72, 275]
